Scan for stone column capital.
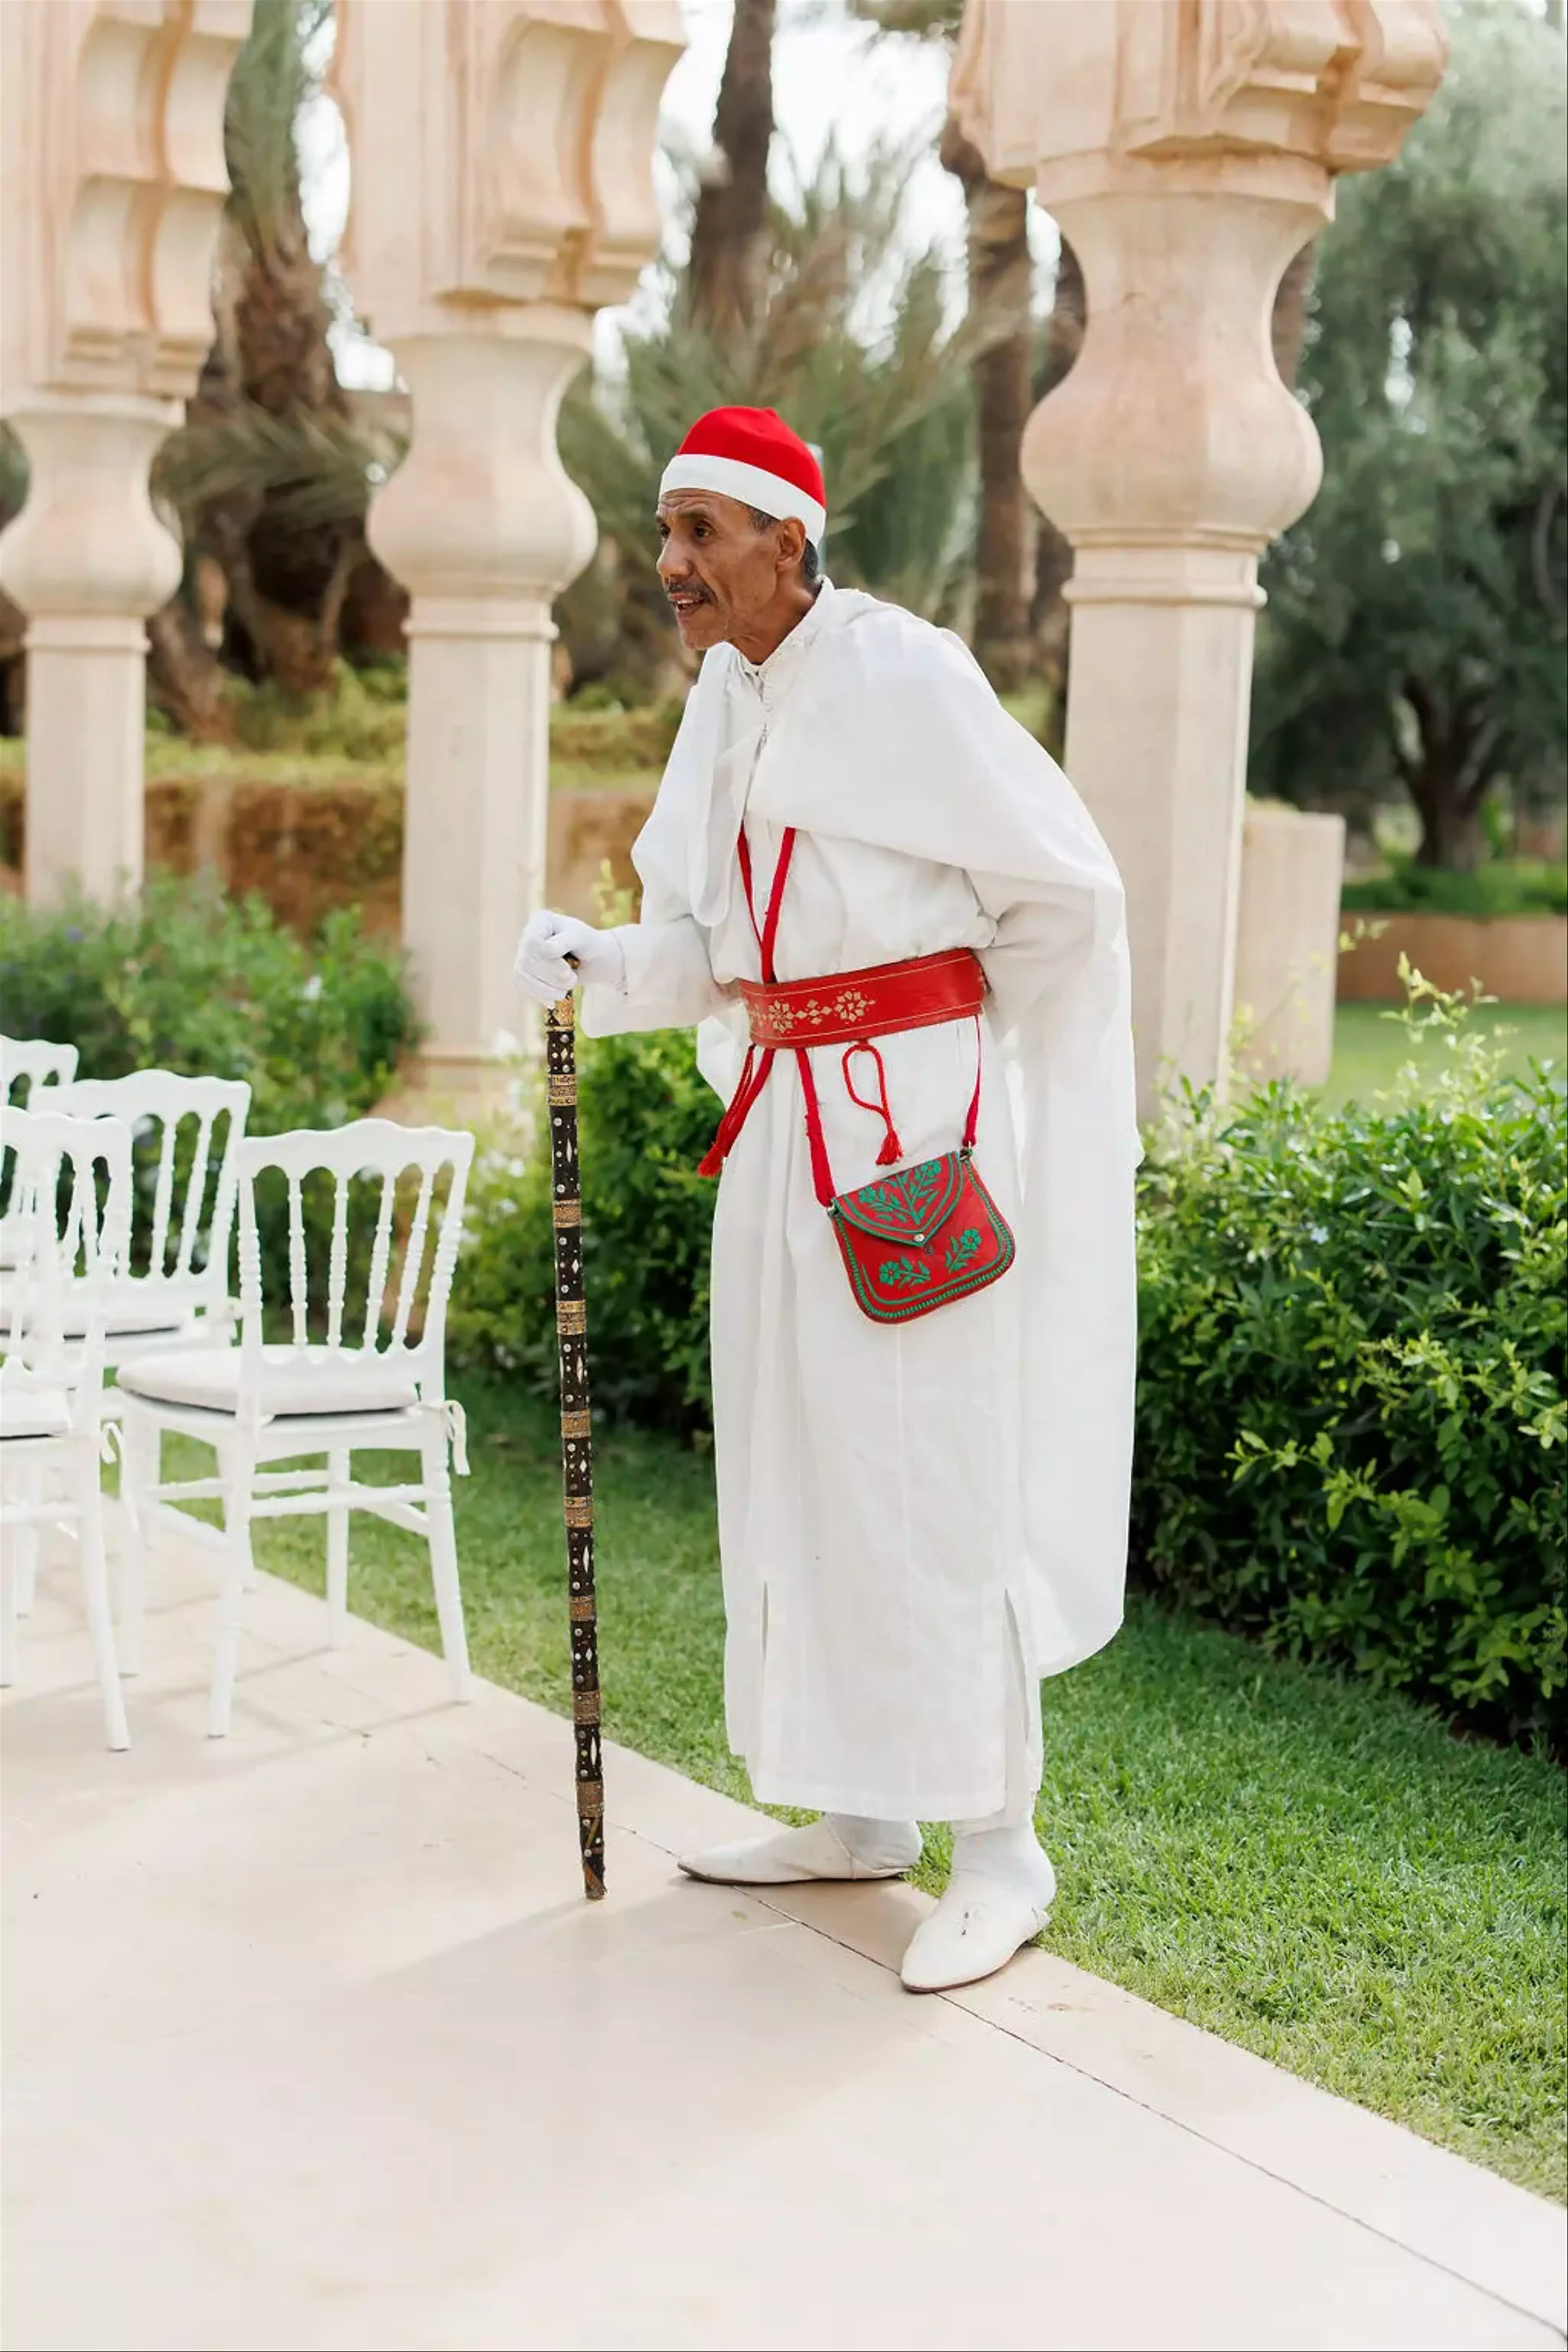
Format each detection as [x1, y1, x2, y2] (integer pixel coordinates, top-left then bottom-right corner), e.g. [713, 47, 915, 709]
[1, 0, 253, 412]
[332, 0, 684, 346]
[953, 0, 1450, 211]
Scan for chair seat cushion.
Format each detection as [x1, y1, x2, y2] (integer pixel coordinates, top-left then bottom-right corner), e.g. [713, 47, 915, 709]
[0, 1301, 189, 1342]
[0, 1373, 72, 1441]
[114, 1341, 421, 1420]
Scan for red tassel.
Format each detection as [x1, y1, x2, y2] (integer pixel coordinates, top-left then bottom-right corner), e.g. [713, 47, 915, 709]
[697, 1142, 726, 1179]
[844, 1041, 903, 1169]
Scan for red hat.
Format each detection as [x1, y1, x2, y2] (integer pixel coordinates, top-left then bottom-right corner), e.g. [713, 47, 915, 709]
[660, 406, 826, 546]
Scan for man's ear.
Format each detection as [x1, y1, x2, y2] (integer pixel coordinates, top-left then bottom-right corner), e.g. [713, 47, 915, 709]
[775, 517, 807, 577]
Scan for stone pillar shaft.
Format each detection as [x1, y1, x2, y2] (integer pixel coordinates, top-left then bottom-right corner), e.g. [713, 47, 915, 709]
[365, 323, 597, 1084]
[1064, 555, 1261, 1089]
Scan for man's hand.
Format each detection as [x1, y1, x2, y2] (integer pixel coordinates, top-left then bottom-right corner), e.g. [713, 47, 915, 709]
[512, 911, 626, 1007]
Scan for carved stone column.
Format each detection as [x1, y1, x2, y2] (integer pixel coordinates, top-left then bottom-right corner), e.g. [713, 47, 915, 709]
[953, 0, 1447, 1115]
[333, 0, 683, 1098]
[0, 0, 252, 904]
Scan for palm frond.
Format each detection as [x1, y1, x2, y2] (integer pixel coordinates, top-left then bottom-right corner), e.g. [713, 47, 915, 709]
[561, 128, 998, 620]
[154, 404, 405, 536]
[224, 0, 332, 264]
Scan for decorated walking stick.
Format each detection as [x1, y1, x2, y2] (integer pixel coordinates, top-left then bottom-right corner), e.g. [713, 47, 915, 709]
[545, 986, 605, 1899]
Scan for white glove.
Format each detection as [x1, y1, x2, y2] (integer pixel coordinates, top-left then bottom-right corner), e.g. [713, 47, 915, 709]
[511, 910, 626, 1007]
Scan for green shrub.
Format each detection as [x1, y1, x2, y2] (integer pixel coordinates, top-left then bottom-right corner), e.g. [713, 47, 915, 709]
[548, 698, 684, 779]
[0, 875, 416, 1128]
[1341, 857, 1568, 918]
[0, 878, 420, 1316]
[226, 659, 411, 766]
[449, 1025, 719, 1434]
[1136, 984, 1566, 1743]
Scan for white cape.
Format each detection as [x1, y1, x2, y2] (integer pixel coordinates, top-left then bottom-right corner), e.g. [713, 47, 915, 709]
[586, 584, 1138, 1818]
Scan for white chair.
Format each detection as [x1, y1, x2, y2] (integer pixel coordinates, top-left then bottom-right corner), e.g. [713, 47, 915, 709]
[116, 1119, 476, 1737]
[42, 1070, 250, 1361]
[0, 1036, 80, 1271]
[0, 1106, 133, 1750]
[0, 1071, 249, 1625]
[0, 1036, 79, 1105]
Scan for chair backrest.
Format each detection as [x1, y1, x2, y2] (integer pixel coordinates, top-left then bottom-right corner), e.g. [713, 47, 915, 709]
[235, 1119, 474, 1390]
[0, 1106, 133, 1391]
[0, 1036, 79, 1107]
[55, 1069, 250, 1315]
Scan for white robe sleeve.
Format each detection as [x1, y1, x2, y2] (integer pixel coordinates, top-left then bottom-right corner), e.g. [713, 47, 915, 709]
[579, 914, 731, 1039]
[967, 868, 1099, 1045]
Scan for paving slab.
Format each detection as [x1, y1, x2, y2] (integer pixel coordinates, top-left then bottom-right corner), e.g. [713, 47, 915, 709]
[3, 1526, 1563, 2352]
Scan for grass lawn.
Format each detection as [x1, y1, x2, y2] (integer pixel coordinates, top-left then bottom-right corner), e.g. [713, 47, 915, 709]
[1320, 1000, 1566, 1111]
[226, 1378, 1567, 2203]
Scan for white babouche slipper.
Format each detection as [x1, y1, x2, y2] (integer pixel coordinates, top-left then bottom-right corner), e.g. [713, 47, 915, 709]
[899, 1857, 1057, 1993]
[678, 1816, 922, 1887]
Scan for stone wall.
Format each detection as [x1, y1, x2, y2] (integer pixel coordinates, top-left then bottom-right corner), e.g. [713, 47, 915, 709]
[0, 770, 655, 935]
[1339, 913, 1568, 1005]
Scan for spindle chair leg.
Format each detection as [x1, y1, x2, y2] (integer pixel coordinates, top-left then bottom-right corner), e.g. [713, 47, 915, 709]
[76, 1445, 129, 1752]
[115, 1412, 155, 1676]
[325, 1444, 350, 1646]
[421, 1419, 472, 1703]
[209, 1436, 256, 1739]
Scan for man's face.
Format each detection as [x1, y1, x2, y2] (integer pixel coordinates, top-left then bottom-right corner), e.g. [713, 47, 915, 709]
[656, 490, 799, 653]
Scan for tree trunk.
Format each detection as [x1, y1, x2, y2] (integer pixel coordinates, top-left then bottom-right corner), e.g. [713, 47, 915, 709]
[339, 547, 409, 660]
[940, 116, 1033, 694]
[1411, 782, 1486, 873]
[1270, 239, 1318, 391]
[147, 592, 235, 740]
[1401, 675, 1498, 873]
[228, 225, 355, 695]
[686, 0, 777, 336]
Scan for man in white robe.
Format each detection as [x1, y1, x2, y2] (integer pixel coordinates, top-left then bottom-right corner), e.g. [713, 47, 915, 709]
[514, 405, 1138, 1991]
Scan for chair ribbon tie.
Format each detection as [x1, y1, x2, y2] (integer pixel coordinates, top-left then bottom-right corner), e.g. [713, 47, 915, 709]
[443, 1398, 470, 1477]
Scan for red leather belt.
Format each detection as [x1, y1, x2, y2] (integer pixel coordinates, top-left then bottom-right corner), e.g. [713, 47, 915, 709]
[698, 828, 988, 1199]
[738, 944, 986, 1049]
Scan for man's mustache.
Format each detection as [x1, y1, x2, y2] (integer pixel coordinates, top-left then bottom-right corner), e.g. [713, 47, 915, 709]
[665, 584, 713, 604]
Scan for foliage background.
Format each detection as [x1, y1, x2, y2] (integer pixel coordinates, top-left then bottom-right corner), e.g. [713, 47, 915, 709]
[1250, 3, 1568, 871]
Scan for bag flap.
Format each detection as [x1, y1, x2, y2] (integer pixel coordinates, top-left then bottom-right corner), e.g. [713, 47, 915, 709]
[833, 1152, 967, 1242]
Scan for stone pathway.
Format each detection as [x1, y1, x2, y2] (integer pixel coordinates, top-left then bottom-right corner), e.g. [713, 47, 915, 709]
[4, 1529, 1563, 2352]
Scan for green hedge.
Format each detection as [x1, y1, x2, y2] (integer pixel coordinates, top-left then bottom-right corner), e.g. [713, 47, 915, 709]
[452, 990, 1566, 1742]
[0, 877, 415, 1126]
[450, 1026, 718, 1435]
[1341, 857, 1568, 918]
[1136, 1007, 1565, 1745]
[0, 879, 419, 1312]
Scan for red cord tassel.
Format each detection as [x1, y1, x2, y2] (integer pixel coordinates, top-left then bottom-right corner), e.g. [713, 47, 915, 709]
[844, 1042, 903, 1168]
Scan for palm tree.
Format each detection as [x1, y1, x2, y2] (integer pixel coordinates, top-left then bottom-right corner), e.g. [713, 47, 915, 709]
[559, 136, 989, 684]
[151, 0, 400, 726]
[852, 0, 1039, 690]
[686, 0, 779, 335]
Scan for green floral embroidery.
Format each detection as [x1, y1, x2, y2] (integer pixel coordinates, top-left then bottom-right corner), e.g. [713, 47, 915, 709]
[860, 1160, 944, 1229]
[877, 1255, 933, 1290]
[944, 1226, 982, 1274]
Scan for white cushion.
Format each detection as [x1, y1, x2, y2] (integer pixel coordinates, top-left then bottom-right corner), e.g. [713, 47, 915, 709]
[0, 1301, 189, 1342]
[114, 1341, 421, 1421]
[0, 1377, 72, 1441]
